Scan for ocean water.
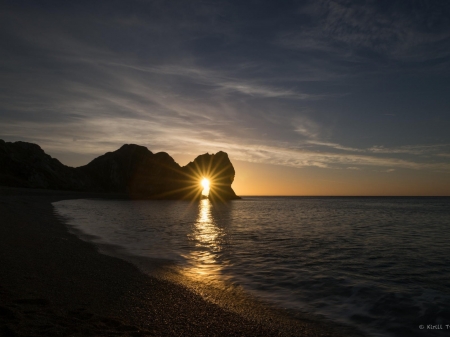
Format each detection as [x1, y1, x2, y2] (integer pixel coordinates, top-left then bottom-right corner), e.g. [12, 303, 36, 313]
[53, 197, 450, 337]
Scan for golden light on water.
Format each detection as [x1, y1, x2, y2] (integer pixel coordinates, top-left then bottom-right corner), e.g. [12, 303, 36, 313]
[185, 199, 223, 279]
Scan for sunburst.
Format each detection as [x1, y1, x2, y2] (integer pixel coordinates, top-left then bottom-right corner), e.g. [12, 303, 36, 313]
[201, 178, 210, 196]
[153, 153, 233, 203]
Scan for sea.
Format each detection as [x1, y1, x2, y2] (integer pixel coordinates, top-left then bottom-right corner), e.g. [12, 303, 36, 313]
[53, 196, 450, 337]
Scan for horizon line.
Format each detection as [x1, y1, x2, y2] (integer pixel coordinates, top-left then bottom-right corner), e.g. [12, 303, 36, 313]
[238, 195, 450, 197]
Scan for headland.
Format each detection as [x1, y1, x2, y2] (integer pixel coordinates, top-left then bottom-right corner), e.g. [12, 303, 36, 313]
[0, 139, 239, 201]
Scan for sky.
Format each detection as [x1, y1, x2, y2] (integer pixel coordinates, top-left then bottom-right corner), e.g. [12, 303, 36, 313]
[1, 0, 450, 195]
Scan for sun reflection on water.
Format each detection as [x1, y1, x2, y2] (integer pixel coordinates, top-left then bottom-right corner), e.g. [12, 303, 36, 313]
[184, 199, 224, 280]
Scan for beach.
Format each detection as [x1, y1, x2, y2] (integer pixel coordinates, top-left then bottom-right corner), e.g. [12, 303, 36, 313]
[0, 187, 361, 337]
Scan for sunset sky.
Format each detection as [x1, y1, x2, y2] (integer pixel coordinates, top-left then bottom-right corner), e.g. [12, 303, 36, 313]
[1, 1, 450, 195]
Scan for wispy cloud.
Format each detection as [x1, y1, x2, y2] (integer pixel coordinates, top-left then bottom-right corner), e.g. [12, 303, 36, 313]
[292, 117, 322, 140]
[369, 144, 450, 155]
[105, 62, 320, 100]
[1, 0, 450, 179]
[4, 114, 450, 173]
[306, 140, 363, 152]
[277, 0, 450, 71]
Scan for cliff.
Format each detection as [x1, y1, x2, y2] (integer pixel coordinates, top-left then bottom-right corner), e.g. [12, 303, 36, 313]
[0, 140, 240, 200]
[0, 140, 90, 190]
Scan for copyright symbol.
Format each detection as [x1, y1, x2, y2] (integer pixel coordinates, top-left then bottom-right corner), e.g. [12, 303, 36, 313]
[419, 325, 424, 329]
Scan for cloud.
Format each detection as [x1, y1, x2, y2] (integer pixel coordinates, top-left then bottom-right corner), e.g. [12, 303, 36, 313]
[368, 144, 450, 155]
[1, 0, 449, 176]
[5, 113, 450, 173]
[107, 62, 320, 100]
[277, 0, 450, 71]
[307, 140, 363, 152]
[221, 142, 450, 172]
[292, 117, 322, 140]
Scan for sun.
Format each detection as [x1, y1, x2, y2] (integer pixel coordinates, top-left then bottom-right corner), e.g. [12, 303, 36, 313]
[201, 178, 210, 189]
[201, 178, 210, 196]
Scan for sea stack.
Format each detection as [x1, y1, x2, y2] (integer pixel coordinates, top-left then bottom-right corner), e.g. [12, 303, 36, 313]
[182, 151, 239, 202]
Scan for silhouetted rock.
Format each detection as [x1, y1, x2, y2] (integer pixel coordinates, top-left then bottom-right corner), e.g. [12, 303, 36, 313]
[0, 140, 89, 190]
[0, 140, 240, 200]
[182, 151, 239, 202]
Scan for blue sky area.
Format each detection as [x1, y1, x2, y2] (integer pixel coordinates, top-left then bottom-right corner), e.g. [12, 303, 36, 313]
[1, 0, 450, 194]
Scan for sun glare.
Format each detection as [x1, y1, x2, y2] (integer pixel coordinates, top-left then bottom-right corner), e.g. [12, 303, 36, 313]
[201, 178, 210, 189]
[201, 178, 210, 196]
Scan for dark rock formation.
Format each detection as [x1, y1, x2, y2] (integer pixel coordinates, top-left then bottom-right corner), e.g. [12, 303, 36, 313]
[0, 140, 240, 200]
[0, 140, 89, 190]
[182, 152, 238, 202]
[77, 144, 183, 197]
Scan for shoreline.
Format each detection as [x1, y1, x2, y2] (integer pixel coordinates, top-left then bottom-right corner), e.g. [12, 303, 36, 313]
[0, 187, 363, 336]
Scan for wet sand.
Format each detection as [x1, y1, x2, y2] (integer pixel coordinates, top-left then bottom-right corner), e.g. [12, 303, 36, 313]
[0, 187, 363, 336]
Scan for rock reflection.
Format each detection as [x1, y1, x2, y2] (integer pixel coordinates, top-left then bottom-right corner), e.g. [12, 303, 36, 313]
[185, 199, 224, 281]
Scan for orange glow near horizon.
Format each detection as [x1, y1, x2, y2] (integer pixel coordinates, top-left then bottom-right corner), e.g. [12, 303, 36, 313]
[171, 155, 450, 197]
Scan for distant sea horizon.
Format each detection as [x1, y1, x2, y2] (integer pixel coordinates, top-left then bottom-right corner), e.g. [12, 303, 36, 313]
[54, 196, 450, 337]
[239, 195, 450, 197]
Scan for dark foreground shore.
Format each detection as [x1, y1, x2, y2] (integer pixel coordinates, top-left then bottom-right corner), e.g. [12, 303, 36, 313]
[0, 187, 362, 337]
